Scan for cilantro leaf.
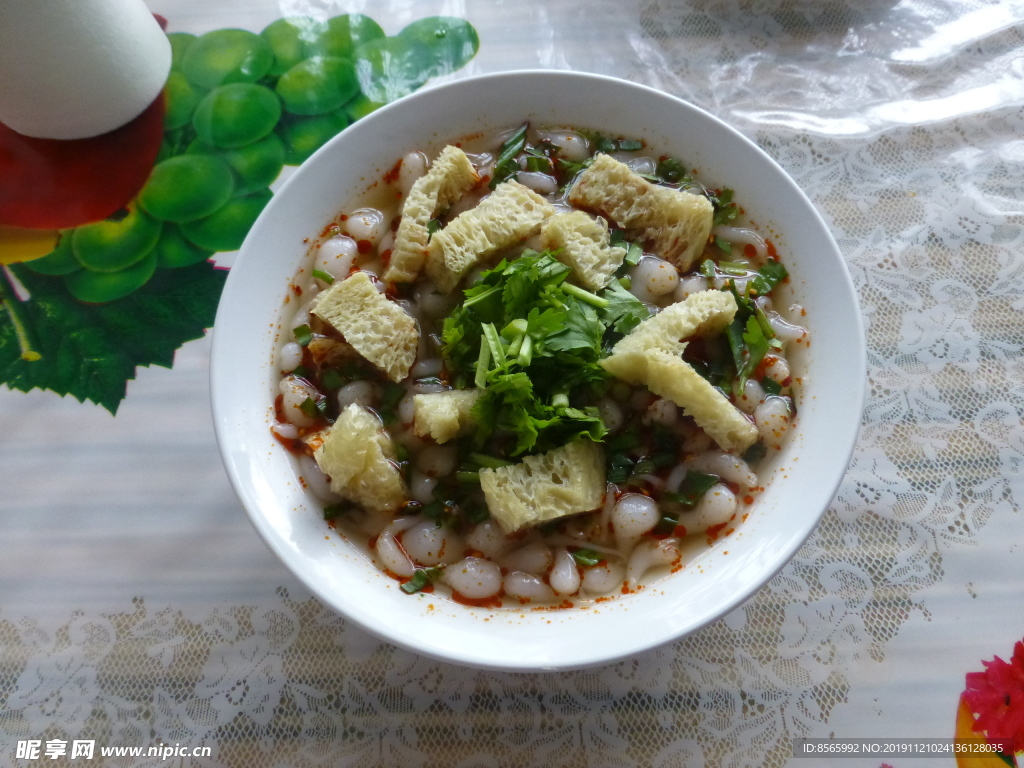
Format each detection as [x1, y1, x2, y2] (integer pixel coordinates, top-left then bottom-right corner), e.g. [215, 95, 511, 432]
[599, 279, 650, 338]
[748, 259, 788, 296]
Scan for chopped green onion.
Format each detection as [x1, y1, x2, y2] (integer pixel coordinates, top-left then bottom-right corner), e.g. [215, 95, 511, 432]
[427, 218, 442, 237]
[323, 503, 347, 521]
[618, 276, 632, 289]
[456, 470, 480, 485]
[664, 471, 720, 507]
[617, 139, 643, 151]
[606, 452, 635, 484]
[517, 334, 533, 367]
[632, 458, 657, 476]
[502, 318, 529, 339]
[552, 393, 570, 408]
[312, 268, 335, 284]
[624, 242, 644, 266]
[320, 367, 344, 390]
[421, 500, 446, 520]
[293, 324, 313, 346]
[469, 453, 513, 469]
[699, 259, 716, 279]
[571, 548, 603, 567]
[401, 566, 444, 594]
[291, 364, 312, 379]
[717, 260, 749, 275]
[482, 322, 506, 367]
[299, 397, 320, 419]
[490, 122, 529, 189]
[507, 332, 525, 359]
[561, 282, 609, 308]
[742, 442, 768, 463]
[651, 451, 676, 468]
[760, 376, 783, 396]
[463, 284, 501, 308]
[596, 137, 618, 154]
[474, 334, 491, 388]
[652, 513, 679, 537]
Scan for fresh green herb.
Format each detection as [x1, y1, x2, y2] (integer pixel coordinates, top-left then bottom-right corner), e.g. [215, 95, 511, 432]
[323, 502, 348, 521]
[401, 566, 444, 594]
[311, 269, 335, 284]
[742, 441, 768, 463]
[456, 470, 480, 485]
[595, 137, 618, 154]
[717, 238, 733, 256]
[737, 315, 770, 393]
[556, 156, 595, 185]
[293, 324, 313, 346]
[298, 396, 321, 419]
[710, 188, 739, 227]
[599, 279, 650, 338]
[760, 376, 783, 396]
[717, 260, 749, 276]
[427, 218, 442, 237]
[617, 139, 643, 151]
[469, 452, 513, 469]
[699, 259, 716, 279]
[632, 458, 657, 476]
[653, 512, 680, 537]
[624, 242, 644, 266]
[618, 276, 632, 290]
[663, 471, 720, 507]
[320, 367, 344, 390]
[377, 382, 406, 425]
[571, 548, 603, 567]
[656, 157, 689, 184]
[606, 452, 635, 484]
[525, 154, 550, 173]
[748, 259, 789, 295]
[489, 122, 529, 189]
[291, 364, 312, 379]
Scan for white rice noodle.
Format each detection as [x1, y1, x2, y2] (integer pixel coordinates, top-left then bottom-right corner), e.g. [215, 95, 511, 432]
[296, 454, 339, 503]
[548, 547, 582, 596]
[401, 518, 462, 566]
[688, 483, 738, 534]
[466, 520, 515, 559]
[582, 561, 625, 595]
[504, 571, 556, 602]
[625, 538, 679, 589]
[442, 556, 502, 599]
[611, 493, 660, 552]
[687, 450, 757, 488]
[376, 516, 419, 577]
[713, 225, 767, 263]
[499, 541, 552, 576]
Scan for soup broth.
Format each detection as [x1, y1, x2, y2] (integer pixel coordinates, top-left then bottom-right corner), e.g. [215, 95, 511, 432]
[271, 124, 808, 608]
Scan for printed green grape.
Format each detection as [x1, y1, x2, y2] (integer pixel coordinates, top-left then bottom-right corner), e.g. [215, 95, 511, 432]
[181, 29, 274, 90]
[310, 15, 385, 60]
[65, 251, 158, 303]
[192, 83, 282, 148]
[23, 233, 81, 276]
[188, 134, 286, 195]
[353, 37, 434, 105]
[261, 17, 325, 76]
[179, 190, 273, 252]
[138, 155, 235, 223]
[166, 32, 196, 71]
[276, 56, 359, 116]
[277, 110, 349, 165]
[71, 206, 162, 273]
[154, 225, 214, 269]
[398, 18, 480, 79]
[163, 72, 203, 131]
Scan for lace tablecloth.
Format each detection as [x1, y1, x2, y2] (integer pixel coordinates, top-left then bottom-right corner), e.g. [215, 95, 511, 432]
[3, 1, 1023, 765]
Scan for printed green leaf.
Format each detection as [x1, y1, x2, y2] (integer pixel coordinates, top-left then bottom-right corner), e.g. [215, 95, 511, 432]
[0, 262, 226, 413]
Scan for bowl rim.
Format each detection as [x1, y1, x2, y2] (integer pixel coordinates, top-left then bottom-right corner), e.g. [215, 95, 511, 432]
[211, 69, 866, 672]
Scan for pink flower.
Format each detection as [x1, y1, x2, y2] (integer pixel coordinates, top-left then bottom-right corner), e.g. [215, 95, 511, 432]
[964, 640, 1024, 744]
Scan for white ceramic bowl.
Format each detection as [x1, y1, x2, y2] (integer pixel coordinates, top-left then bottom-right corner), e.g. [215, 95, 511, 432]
[211, 71, 865, 672]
